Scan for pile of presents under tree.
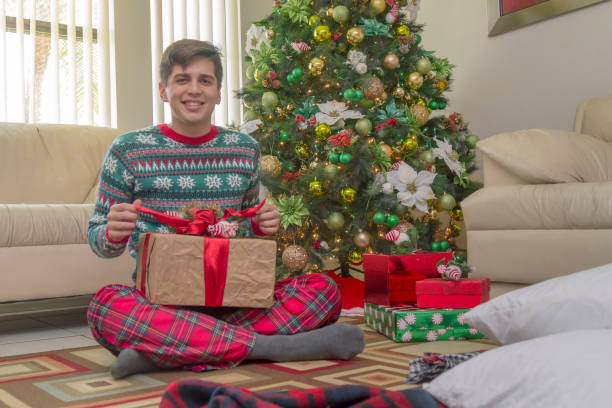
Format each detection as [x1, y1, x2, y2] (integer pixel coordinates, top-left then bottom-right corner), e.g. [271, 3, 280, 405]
[362, 252, 489, 343]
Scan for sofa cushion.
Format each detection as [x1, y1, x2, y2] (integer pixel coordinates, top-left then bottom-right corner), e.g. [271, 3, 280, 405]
[477, 128, 612, 184]
[574, 94, 612, 143]
[0, 123, 123, 204]
[462, 181, 612, 230]
[0, 204, 94, 247]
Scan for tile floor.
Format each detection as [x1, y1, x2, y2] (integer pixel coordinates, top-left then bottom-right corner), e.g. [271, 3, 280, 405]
[0, 308, 98, 358]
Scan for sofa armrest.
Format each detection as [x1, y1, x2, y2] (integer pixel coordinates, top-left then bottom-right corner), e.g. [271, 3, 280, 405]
[0, 204, 94, 247]
[478, 128, 612, 186]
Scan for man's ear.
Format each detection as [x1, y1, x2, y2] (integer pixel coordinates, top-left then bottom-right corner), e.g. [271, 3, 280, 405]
[158, 82, 168, 102]
[216, 88, 221, 105]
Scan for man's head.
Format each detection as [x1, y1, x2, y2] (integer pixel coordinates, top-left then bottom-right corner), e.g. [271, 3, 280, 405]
[159, 39, 223, 89]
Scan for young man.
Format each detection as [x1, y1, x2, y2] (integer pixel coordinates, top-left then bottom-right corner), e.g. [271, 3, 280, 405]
[87, 39, 364, 379]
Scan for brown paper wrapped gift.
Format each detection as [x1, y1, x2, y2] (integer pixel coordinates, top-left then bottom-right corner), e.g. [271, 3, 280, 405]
[136, 232, 277, 308]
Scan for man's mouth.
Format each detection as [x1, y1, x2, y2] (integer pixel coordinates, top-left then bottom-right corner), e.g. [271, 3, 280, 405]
[183, 101, 204, 110]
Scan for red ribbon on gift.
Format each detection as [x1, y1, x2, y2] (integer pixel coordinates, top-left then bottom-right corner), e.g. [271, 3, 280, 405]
[135, 200, 265, 307]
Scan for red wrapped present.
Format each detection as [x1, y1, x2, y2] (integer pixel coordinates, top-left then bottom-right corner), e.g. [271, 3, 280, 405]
[363, 252, 452, 306]
[416, 278, 491, 309]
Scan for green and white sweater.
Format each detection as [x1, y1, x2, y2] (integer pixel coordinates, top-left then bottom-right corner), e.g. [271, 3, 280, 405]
[88, 124, 262, 274]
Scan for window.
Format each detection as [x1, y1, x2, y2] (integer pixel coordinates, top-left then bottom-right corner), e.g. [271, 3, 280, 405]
[0, 0, 112, 126]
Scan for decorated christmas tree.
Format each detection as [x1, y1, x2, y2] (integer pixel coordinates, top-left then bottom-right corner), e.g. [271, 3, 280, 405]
[239, 0, 481, 277]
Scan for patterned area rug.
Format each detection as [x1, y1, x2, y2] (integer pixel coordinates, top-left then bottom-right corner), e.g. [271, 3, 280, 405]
[0, 316, 497, 407]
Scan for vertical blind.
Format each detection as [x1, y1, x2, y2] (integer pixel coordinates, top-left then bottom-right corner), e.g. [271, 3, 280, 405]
[0, 0, 112, 126]
[150, 0, 242, 127]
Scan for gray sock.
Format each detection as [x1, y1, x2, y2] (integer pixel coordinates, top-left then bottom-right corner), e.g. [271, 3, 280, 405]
[247, 323, 364, 362]
[110, 348, 158, 379]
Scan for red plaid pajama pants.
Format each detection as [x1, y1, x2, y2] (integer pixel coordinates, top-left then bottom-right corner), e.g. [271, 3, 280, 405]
[87, 273, 342, 372]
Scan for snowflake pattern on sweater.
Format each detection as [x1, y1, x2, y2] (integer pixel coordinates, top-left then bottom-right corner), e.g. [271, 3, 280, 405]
[87, 124, 262, 277]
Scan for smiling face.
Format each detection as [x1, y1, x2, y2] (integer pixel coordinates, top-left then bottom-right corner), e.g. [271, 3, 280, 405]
[158, 56, 221, 137]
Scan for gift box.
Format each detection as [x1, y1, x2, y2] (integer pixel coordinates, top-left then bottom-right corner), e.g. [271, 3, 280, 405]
[364, 302, 483, 343]
[363, 252, 453, 306]
[416, 278, 491, 309]
[136, 232, 277, 308]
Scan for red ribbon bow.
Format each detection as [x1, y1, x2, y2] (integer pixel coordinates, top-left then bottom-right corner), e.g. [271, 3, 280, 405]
[134, 200, 266, 236]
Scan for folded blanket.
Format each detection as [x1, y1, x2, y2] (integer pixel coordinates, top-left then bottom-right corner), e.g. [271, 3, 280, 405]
[406, 351, 484, 384]
[159, 379, 442, 408]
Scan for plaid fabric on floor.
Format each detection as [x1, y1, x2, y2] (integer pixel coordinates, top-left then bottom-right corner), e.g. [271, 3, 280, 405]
[159, 379, 443, 408]
[405, 351, 485, 384]
[87, 273, 341, 372]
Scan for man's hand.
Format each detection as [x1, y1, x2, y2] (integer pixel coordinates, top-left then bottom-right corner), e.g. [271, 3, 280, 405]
[253, 203, 280, 236]
[106, 199, 142, 243]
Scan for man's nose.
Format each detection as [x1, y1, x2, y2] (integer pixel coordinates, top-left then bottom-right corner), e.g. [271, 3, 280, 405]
[187, 80, 201, 94]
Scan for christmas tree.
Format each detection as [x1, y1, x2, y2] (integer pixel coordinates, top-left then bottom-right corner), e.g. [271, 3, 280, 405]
[239, 0, 481, 276]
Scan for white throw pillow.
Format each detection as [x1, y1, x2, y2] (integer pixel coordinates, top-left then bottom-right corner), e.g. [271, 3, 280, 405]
[464, 262, 612, 344]
[424, 330, 612, 408]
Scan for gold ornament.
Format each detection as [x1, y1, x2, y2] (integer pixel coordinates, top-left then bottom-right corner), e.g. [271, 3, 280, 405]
[308, 15, 321, 27]
[276, 107, 287, 120]
[314, 25, 332, 43]
[394, 25, 410, 37]
[261, 155, 282, 177]
[379, 143, 392, 156]
[353, 230, 371, 248]
[340, 186, 356, 203]
[295, 143, 311, 159]
[406, 72, 424, 90]
[308, 57, 325, 76]
[401, 138, 418, 153]
[362, 76, 384, 99]
[450, 208, 464, 222]
[347, 249, 363, 265]
[315, 123, 332, 141]
[383, 53, 400, 69]
[326, 7, 334, 17]
[346, 27, 365, 46]
[309, 180, 324, 196]
[410, 104, 430, 126]
[449, 223, 462, 237]
[436, 80, 449, 91]
[392, 86, 405, 99]
[282, 245, 309, 272]
[266, 29, 275, 40]
[369, 0, 386, 14]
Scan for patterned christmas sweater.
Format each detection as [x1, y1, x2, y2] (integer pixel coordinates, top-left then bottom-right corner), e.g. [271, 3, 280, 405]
[87, 124, 262, 277]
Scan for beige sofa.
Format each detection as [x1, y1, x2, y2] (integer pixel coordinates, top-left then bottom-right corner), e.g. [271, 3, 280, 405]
[0, 122, 134, 306]
[462, 95, 612, 297]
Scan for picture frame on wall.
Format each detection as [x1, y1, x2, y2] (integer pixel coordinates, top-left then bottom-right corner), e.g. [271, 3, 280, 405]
[487, 0, 610, 36]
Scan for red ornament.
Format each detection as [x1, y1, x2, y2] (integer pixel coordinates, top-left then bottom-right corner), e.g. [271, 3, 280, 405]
[333, 33, 341, 42]
[313, 240, 322, 250]
[308, 117, 316, 127]
[272, 79, 281, 89]
[268, 71, 277, 79]
[295, 115, 305, 123]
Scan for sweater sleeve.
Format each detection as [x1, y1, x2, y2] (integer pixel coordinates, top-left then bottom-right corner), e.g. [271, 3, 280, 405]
[243, 142, 264, 238]
[87, 140, 136, 258]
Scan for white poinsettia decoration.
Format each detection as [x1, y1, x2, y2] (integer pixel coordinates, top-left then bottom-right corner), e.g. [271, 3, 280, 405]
[433, 138, 463, 176]
[240, 119, 263, 134]
[346, 49, 368, 74]
[399, 0, 421, 23]
[245, 24, 270, 58]
[315, 100, 364, 126]
[385, 162, 436, 213]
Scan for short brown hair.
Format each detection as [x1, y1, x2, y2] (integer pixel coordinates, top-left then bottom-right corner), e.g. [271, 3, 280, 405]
[159, 39, 223, 88]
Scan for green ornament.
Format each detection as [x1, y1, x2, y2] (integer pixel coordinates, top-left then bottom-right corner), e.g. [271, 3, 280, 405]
[339, 152, 352, 164]
[327, 212, 345, 231]
[287, 164, 295, 172]
[287, 73, 296, 84]
[416, 57, 432, 75]
[292, 67, 303, 78]
[353, 89, 364, 102]
[329, 151, 340, 164]
[243, 110, 258, 121]
[439, 240, 450, 251]
[279, 130, 290, 142]
[415, 34, 422, 44]
[466, 134, 480, 148]
[419, 150, 434, 164]
[439, 193, 456, 211]
[438, 101, 447, 109]
[261, 91, 279, 108]
[373, 212, 386, 225]
[360, 99, 376, 109]
[246, 65, 256, 80]
[332, 5, 350, 23]
[385, 214, 399, 228]
[429, 100, 439, 110]
[343, 88, 356, 101]
[355, 118, 372, 136]
[323, 164, 339, 180]
[431, 241, 441, 252]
